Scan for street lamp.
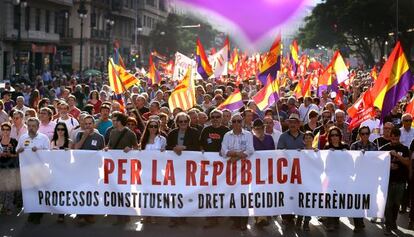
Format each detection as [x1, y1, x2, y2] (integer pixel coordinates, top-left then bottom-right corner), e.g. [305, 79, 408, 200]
[106, 14, 115, 60]
[13, 0, 27, 77]
[77, 0, 87, 79]
[135, 16, 142, 68]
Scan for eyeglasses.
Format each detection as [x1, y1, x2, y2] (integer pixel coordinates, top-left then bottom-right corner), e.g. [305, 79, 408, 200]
[403, 120, 413, 122]
[127, 123, 136, 126]
[1, 128, 10, 131]
[148, 125, 159, 128]
[360, 132, 370, 136]
[330, 133, 340, 137]
[178, 120, 188, 124]
[232, 119, 242, 123]
[56, 128, 65, 131]
[211, 116, 221, 119]
[383, 127, 392, 129]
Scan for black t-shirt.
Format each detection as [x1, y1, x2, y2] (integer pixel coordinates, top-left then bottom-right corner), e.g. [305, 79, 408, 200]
[323, 143, 349, 150]
[0, 138, 18, 168]
[383, 113, 402, 128]
[199, 125, 229, 152]
[374, 137, 391, 149]
[380, 143, 410, 183]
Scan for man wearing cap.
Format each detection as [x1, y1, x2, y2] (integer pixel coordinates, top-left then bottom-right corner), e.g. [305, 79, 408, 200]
[277, 113, 305, 228]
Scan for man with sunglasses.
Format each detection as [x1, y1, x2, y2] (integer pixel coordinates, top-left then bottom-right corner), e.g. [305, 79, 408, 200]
[350, 126, 377, 232]
[221, 113, 254, 231]
[277, 113, 304, 228]
[199, 109, 229, 228]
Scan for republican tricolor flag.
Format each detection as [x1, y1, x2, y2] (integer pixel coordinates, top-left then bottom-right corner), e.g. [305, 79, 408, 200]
[258, 34, 281, 85]
[217, 89, 244, 112]
[196, 38, 213, 80]
[252, 75, 280, 111]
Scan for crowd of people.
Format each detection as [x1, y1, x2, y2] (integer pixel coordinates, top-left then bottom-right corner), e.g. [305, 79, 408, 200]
[0, 69, 413, 235]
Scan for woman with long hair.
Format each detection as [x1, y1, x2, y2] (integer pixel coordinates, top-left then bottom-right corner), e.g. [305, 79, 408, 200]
[50, 122, 72, 223]
[29, 89, 40, 112]
[0, 122, 18, 215]
[87, 90, 102, 114]
[139, 119, 166, 151]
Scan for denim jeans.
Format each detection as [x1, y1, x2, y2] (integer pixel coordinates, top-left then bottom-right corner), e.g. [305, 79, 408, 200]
[385, 182, 405, 228]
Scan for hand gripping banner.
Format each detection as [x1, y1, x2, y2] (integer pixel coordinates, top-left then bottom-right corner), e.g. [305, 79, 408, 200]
[19, 150, 390, 217]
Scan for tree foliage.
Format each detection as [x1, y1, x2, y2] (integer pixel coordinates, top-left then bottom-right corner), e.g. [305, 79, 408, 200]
[149, 13, 220, 58]
[297, 0, 414, 66]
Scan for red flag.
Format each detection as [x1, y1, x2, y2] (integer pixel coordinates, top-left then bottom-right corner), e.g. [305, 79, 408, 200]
[347, 90, 375, 131]
[406, 98, 414, 116]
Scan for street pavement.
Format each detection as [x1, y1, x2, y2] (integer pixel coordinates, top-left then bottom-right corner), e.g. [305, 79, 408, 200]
[0, 210, 414, 237]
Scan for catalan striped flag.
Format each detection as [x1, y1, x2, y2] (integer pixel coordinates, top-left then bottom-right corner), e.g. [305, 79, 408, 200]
[312, 131, 320, 149]
[113, 41, 126, 69]
[217, 89, 244, 112]
[168, 67, 196, 112]
[370, 41, 413, 121]
[196, 38, 213, 79]
[252, 75, 280, 111]
[148, 53, 161, 85]
[108, 58, 139, 94]
[258, 34, 281, 85]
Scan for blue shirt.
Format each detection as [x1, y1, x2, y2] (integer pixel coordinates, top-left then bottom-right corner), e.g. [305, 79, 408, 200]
[253, 134, 275, 150]
[97, 120, 113, 136]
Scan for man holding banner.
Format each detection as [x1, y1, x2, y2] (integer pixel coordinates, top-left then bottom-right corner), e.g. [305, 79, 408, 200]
[16, 117, 50, 224]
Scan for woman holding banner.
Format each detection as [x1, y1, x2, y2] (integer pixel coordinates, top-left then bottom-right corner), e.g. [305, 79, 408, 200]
[166, 112, 200, 227]
[323, 126, 349, 232]
[0, 122, 18, 216]
[50, 122, 72, 223]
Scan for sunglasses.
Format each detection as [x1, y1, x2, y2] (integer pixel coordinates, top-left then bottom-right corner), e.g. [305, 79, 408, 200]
[148, 125, 159, 128]
[56, 128, 65, 131]
[178, 120, 188, 124]
[232, 119, 242, 123]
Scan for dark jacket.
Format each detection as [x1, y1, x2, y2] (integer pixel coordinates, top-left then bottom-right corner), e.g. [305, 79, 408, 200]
[166, 127, 200, 151]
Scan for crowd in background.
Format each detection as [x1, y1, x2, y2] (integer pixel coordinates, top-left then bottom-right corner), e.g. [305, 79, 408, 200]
[0, 69, 413, 235]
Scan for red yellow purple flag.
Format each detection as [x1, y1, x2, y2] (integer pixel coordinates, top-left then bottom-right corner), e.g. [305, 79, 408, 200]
[196, 38, 213, 79]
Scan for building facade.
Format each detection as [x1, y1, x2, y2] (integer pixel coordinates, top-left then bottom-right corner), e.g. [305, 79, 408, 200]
[0, 0, 170, 81]
[0, 0, 72, 80]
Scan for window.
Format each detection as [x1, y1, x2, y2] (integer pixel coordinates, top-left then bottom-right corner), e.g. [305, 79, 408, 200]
[91, 10, 96, 28]
[146, 0, 155, 7]
[45, 10, 50, 33]
[35, 8, 40, 31]
[13, 5, 19, 30]
[25, 7, 30, 30]
[143, 15, 146, 27]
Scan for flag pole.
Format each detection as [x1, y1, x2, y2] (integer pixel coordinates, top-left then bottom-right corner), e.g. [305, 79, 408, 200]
[272, 72, 283, 131]
[108, 57, 145, 127]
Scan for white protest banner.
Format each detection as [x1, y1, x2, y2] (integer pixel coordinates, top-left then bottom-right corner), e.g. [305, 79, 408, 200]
[20, 150, 390, 217]
[208, 45, 229, 78]
[173, 52, 201, 81]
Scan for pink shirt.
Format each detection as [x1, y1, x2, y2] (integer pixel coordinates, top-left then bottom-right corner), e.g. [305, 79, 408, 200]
[39, 121, 57, 141]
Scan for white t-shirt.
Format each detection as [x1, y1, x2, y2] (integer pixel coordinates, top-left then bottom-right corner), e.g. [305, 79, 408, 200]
[17, 132, 50, 150]
[144, 135, 167, 151]
[54, 117, 79, 133]
[298, 103, 319, 123]
[399, 127, 414, 147]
